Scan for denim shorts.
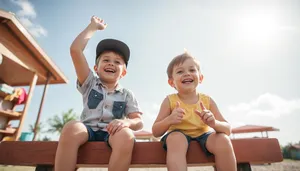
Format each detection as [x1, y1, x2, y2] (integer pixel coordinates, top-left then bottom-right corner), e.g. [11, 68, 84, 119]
[161, 130, 213, 156]
[85, 125, 111, 147]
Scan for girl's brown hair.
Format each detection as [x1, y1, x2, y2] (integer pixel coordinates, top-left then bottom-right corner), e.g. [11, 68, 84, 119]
[167, 52, 200, 79]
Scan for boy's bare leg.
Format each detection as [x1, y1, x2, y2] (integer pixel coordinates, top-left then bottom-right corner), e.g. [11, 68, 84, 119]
[165, 132, 188, 171]
[108, 127, 135, 171]
[206, 133, 237, 171]
[54, 121, 89, 171]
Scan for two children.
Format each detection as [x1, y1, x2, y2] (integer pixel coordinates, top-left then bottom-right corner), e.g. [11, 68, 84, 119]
[55, 15, 236, 171]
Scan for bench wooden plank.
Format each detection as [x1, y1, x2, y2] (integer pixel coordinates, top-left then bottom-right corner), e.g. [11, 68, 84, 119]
[0, 138, 283, 167]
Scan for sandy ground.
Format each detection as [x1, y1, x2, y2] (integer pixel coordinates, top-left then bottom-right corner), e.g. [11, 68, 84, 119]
[77, 161, 300, 171]
[0, 160, 299, 171]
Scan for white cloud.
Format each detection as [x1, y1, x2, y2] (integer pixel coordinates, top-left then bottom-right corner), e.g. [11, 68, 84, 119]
[29, 24, 47, 37]
[19, 17, 33, 27]
[10, 0, 47, 37]
[223, 93, 300, 145]
[11, 0, 36, 18]
[228, 93, 300, 118]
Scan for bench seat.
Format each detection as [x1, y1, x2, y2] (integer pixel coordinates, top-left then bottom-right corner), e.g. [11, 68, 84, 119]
[0, 138, 283, 170]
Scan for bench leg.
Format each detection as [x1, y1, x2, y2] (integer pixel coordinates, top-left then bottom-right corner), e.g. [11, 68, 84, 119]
[237, 163, 252, 171]
[35, 165, 54, 171]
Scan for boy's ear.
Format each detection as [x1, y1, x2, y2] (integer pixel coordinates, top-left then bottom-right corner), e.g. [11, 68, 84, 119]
[120, 68, 127, 78]
[199, 74, 204, 83]
[93, 65, 98, 73]
[168, 78, 175, 87]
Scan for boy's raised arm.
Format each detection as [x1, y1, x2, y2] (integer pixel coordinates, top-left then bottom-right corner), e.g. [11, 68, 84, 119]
[70, 16, 107, 85]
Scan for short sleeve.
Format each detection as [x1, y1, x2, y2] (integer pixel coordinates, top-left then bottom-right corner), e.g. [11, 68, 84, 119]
[124, 89, 142, 116]
[76, 70, 96, 95]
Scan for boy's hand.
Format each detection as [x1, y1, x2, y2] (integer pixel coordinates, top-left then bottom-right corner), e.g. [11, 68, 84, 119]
[195, 102, 216, 128]
[90, 16, 107, 30]
[167, 101, 185, 125]
[107, 119, 129, 135]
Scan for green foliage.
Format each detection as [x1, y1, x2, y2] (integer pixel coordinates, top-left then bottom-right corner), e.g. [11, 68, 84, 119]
[47, 109, 78, 135]
[28, 122, 45, 141]
[282, 142, 300, 160]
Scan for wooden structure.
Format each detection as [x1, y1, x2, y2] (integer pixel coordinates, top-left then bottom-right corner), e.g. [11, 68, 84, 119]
[287, 144, 300, 160]
[0, 9, 67, 141]
[0, 138, 283, 171]
[231, 125, 279, 138]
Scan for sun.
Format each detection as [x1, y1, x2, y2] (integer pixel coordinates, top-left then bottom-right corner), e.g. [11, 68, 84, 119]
[236, 10, 280, 43]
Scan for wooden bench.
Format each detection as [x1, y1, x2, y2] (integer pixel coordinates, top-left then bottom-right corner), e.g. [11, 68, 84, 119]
[0, 138, 283, 171]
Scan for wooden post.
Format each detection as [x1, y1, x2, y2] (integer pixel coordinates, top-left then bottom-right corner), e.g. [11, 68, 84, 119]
[33, 73, 51, 141]
[35, 165, 54, 171]
[237, 163, 252, 171]
[15, 73, 38, 141]
[0, 53, 2, 65]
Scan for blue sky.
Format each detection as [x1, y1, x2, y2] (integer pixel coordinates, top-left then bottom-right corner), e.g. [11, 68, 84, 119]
[1, 0, 299, 145]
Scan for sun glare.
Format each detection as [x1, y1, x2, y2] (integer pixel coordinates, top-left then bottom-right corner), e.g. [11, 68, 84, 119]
[237, 10, 280, 43]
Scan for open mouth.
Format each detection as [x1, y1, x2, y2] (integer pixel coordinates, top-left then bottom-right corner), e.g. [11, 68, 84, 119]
[182, 78, 194, 84]
[104, 68, 116, 73]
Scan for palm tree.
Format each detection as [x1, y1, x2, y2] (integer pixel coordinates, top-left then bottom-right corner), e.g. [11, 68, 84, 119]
[29, 122, 44, 141]
[47, 109, 78, 135]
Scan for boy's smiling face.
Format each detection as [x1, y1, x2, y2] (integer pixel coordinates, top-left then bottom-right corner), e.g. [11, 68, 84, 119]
[168, 58, 203, 93]
[94, 51, 127, 84]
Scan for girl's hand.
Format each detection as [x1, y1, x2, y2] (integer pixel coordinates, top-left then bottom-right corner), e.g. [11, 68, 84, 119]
[167, 101, 185, 125]
[195, 102, 216, 128]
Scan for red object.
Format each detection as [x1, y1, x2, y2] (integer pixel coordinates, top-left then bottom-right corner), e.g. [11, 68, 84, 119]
[16, 88, 27, 105]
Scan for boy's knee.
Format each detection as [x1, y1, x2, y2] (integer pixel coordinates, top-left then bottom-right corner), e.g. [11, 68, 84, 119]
[116, 127, 135, 139]
[215, 133, 232, 151]
[110, 128, 135, 150]
[216, 133, 231, 144]
[61, 121, 82, 134]
[59, 121, 88, 144]
[166, 132, 188, 149]
[166, 132, 186, 143]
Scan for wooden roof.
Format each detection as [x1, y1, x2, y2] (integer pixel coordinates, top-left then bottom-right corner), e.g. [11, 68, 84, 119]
[232, 125, 279, 134]
[289, 145, 300, 150]
[0, 9, 67, 86]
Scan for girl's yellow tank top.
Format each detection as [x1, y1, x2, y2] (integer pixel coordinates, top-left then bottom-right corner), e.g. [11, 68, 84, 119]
[167, 93, 211, 138]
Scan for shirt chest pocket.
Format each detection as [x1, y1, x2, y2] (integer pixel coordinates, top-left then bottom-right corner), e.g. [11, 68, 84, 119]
[87, 89, 103, 109]
[112, 101, 126, 119]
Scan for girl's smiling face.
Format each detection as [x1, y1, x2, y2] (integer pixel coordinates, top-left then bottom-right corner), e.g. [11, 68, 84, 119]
[168, 58, 203, 93]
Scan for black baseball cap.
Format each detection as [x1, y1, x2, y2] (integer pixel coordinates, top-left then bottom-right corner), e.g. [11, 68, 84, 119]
[95, 39, 130, 66]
